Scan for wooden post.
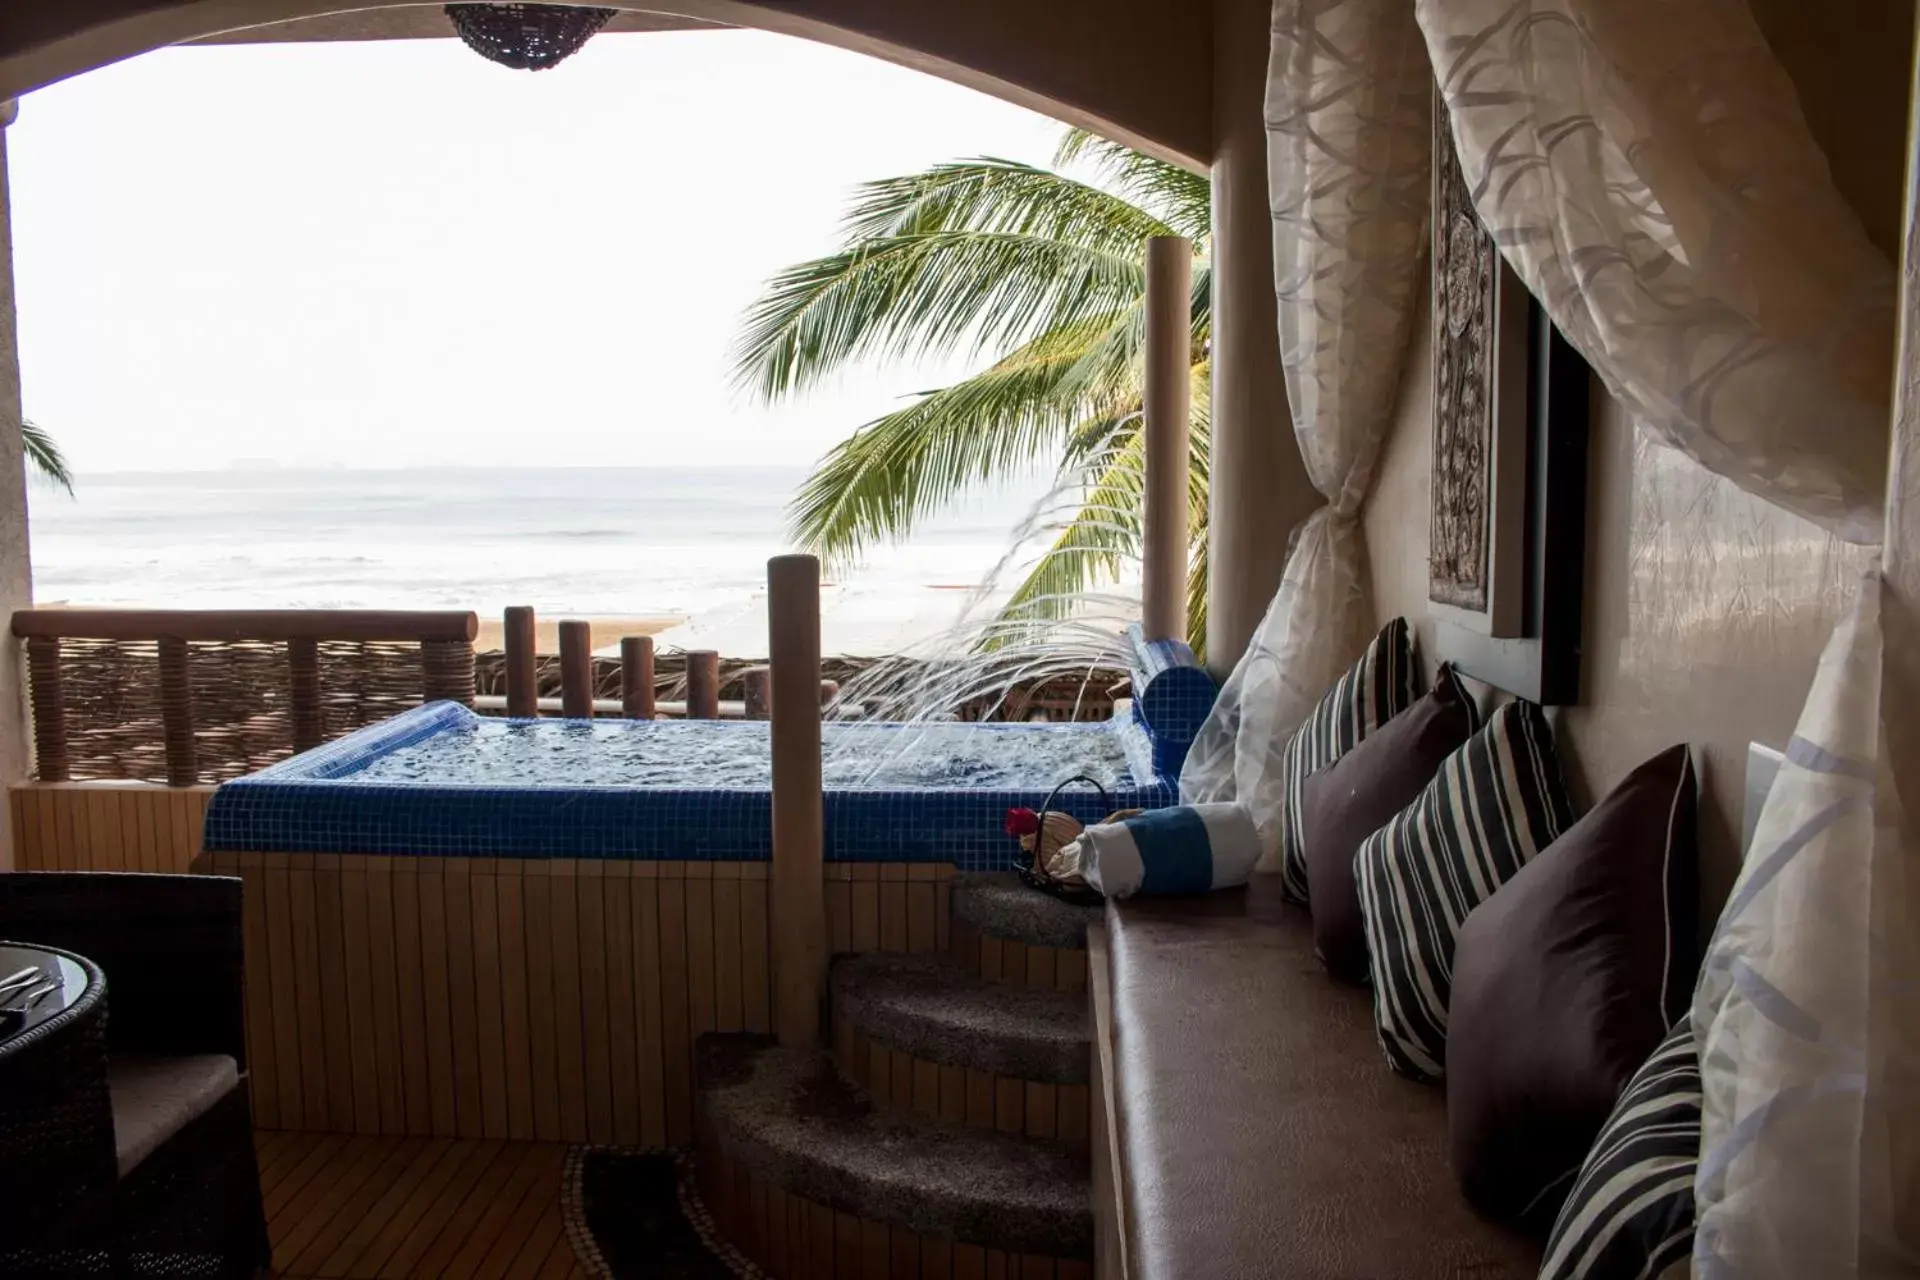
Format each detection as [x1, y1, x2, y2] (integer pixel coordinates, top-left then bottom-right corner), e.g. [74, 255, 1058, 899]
[1207, 0, 1320, 676]
[288, 637, 322, 752]
[504, 606, 537, 718]
[559, 620, 594, 719]
[24, 635, 67, 783]
[767, 554, 826, 1050]
[1143, 235, 1193, 643]
[686, 650, 721, 720]
[743, 668, 771, 720]
[157, 636, 197, 787]
[620, 636, 656, 719]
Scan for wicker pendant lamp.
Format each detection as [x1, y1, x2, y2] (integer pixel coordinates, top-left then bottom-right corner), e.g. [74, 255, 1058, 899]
[444, 4, 617, 71]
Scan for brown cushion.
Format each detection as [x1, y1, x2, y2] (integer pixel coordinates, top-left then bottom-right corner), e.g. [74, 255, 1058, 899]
[1108, 877, 1541, 1280]
[1277, 618, 1418, 902]
[1300, 665, 1478, 983]
[1447, 744, 1700, 1231]
[108, 1052, 241, 1176]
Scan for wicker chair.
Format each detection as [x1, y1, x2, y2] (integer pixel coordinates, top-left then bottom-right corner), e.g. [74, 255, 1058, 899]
[0, 873, 271, 1279]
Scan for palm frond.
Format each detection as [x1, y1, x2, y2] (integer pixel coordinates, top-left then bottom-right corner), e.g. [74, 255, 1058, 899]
[1054, 129, 1212, 244]
[992, 422, 1146, 639]
[1182, 376, 1212, 661]
[788, 322, 1128, 566]
[1050, 260, 1212, 414]
[733, 231, 1147, 403]
[744, 125, 1221, 661]
[22, 419, 73, 494]
[1185, 515, 1209, 664]
[992, 369, 1212, 652]
[839, 158, 1174, 250]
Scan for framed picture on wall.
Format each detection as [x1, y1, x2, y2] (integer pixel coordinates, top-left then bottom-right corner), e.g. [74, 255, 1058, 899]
[1428, 90, 1588, 705]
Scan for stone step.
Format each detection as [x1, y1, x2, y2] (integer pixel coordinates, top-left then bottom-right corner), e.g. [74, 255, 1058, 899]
[950, 872, 1104, 952]
[695, 1033, 1093, 1261]
[832, 952, 1090, 1084]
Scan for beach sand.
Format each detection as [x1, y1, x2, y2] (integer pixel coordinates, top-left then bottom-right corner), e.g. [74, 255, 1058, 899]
[473, 614, 682, 654]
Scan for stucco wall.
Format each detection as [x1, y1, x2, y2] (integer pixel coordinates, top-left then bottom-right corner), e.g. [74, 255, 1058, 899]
[0, 0, 1212, 166]
[0, 130, 29, 870]
[1366, 2, 1912, 915]
[1369, 308, 1874, 915]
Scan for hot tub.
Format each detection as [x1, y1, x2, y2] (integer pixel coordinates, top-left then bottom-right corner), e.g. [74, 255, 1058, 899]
[203, 626, 1216, 871]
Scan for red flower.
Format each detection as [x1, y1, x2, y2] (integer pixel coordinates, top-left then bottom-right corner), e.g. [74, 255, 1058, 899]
[1004, 807, 1040, 837]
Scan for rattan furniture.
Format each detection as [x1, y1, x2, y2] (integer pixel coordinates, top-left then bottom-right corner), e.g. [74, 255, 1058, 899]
[0, 873, 270, 1279]
[0, 941, 114, 1276]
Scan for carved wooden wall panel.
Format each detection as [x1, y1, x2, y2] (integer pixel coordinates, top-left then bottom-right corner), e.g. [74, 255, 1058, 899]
[1429, 88, 1500, 613]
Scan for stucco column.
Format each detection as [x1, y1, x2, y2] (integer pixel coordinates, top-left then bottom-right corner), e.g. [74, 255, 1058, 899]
[1143, 235, 1193, 643]
[1207, 0, 1317, 676]
[0, 100, 30, 871]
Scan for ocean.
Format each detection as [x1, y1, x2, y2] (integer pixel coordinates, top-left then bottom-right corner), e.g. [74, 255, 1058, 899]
[26, 466, 1080, 655]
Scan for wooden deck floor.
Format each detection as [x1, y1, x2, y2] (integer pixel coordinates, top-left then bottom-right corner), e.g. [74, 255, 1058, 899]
[256, 1131, 590, 1279]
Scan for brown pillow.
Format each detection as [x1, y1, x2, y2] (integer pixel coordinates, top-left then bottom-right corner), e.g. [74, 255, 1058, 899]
[1300, 665, 1478, 983]
[1447, 744, 1700, 1232]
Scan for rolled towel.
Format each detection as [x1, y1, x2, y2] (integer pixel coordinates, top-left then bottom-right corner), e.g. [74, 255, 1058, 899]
[1070, 802, 1262, 899]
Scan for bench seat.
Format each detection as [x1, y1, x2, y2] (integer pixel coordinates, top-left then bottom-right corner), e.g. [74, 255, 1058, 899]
[1103, 874, 1540, 1279]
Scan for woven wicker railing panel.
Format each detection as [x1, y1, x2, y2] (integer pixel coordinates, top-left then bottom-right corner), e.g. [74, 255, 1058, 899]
[316, 641, 428, 742]
[181, 639, 292, 783]
[54, 639, 170, 784]
[33, 637, 452, 784]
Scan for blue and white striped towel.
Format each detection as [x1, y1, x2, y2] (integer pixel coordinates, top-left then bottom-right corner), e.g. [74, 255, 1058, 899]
[1077, 802, 1261, 899]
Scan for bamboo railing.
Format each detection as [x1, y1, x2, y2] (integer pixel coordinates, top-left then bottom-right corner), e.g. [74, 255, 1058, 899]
[13, 609, 478, 785]
[482, 607, 810, 722]
[13, 605, 1130, 785]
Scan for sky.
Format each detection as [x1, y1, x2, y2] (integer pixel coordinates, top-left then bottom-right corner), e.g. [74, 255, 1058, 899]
[6, 29, 1068, 475]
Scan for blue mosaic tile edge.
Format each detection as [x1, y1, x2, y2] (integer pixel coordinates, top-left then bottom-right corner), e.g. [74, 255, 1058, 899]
[1123, 623, 1219, 779]
[203, 702, 1181, 872]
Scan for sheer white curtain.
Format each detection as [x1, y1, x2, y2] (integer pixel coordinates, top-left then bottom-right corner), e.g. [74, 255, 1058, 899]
[1415, 2, 1913, 1274]
[1178, 0, 1430, 865]
[1686, 573, 1920, 1277]
[1416, 0, 1895, 544]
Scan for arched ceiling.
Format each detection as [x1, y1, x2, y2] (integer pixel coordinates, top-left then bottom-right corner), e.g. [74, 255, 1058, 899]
[0, 1, 1213, 169]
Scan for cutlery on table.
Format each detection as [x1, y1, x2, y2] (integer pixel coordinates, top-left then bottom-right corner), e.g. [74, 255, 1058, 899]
[1, 981, 57, 1013]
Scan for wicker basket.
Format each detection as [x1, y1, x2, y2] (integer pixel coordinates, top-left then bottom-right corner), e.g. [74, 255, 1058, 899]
[1012, 776, 1138, 905]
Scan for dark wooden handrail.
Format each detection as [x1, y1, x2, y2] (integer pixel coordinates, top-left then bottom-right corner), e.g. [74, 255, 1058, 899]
[11, 608, 478, 643]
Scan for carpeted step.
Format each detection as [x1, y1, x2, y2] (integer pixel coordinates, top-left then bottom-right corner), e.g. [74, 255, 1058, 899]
[831, 952, 1090, 1084]
[695, 1033, 1092, 1260]
[950, 872, 1103, 952]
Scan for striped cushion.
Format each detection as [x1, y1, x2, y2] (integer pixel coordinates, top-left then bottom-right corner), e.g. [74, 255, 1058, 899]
[1540, 1022, 1700, 1280]
[1278, 617, 1416, 902]
[1354, 699, 1574, 1080]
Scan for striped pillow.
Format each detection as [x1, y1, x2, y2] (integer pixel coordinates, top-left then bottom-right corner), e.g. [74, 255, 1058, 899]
[1354, 699, 1574, 1080]
[1540, 1022, 1700, 1280]
[1278, 617, 1416, 902]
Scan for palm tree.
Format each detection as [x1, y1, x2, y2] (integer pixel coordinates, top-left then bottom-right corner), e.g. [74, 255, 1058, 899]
[732, 130, 1212, 657]
[23, 420, 73, 494]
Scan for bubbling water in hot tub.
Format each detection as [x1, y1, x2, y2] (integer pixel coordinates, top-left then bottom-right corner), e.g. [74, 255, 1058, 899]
[338, 612, 1200, 794]
[816, 615, 1138, 786]
[342, 715, 1148, 790]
